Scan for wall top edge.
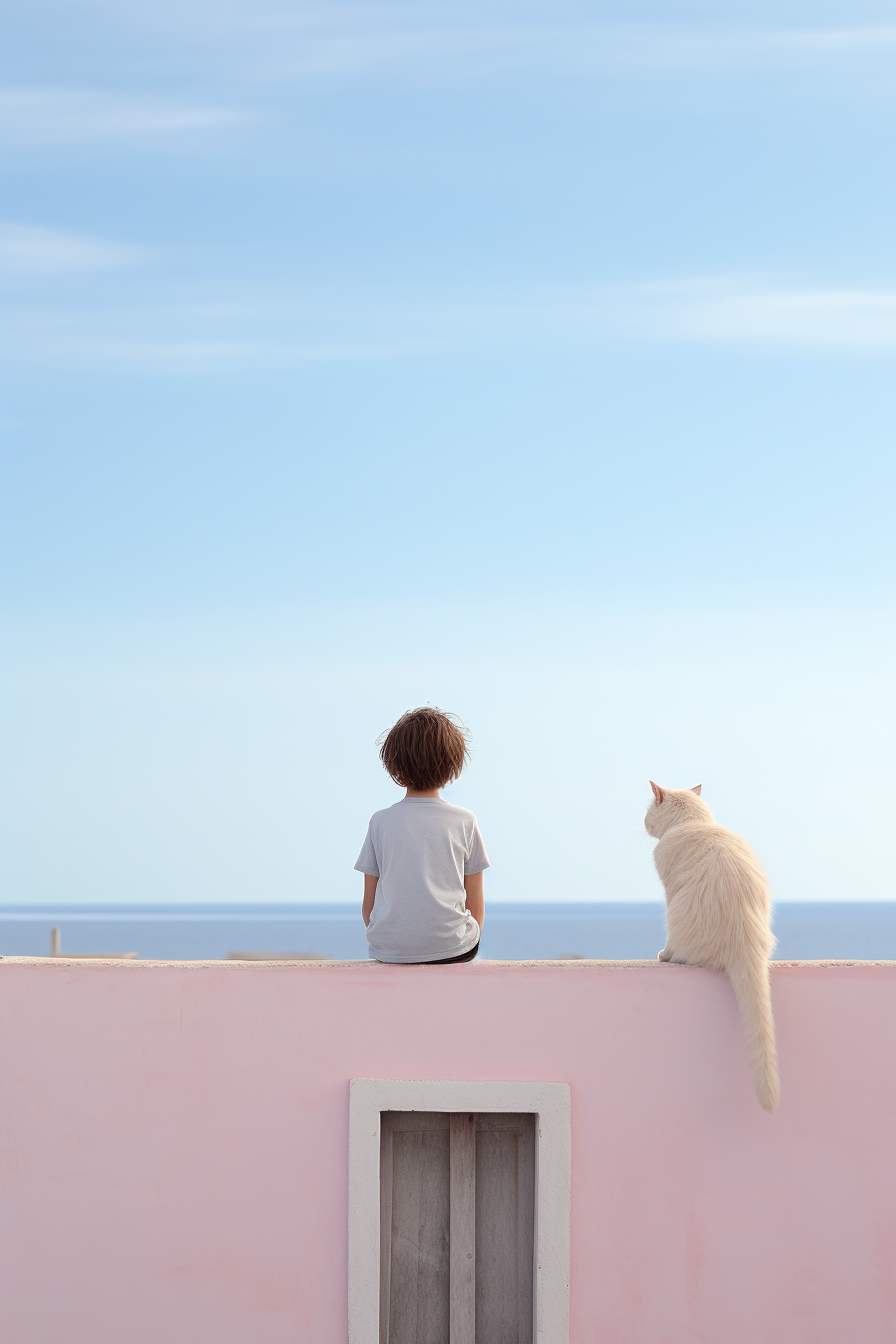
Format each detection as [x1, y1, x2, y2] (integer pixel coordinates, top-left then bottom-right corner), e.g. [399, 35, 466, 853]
[1, 957, 894, 970]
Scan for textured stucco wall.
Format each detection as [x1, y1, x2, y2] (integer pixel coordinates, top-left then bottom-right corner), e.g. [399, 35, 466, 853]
[1, 957, 894, 1344]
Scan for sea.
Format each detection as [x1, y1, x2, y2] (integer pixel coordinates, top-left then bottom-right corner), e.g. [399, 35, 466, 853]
[1, 902, 894, 962]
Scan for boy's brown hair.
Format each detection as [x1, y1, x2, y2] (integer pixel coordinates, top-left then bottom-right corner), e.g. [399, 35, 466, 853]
[379, 707, 470, 792]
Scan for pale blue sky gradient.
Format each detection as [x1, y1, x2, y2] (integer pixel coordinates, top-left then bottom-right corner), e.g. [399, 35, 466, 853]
[1, 1, 893, 903]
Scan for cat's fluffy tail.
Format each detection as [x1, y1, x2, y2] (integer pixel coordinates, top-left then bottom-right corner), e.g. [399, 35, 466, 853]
[726, 953, 780, 1113]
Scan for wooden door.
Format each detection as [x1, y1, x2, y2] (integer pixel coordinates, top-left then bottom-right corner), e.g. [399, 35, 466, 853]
[379, 1111, 535, 1344]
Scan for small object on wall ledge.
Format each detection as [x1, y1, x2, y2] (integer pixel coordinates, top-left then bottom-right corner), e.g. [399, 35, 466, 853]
[227, 951, 331, 961]
[49, 927, 137, 959]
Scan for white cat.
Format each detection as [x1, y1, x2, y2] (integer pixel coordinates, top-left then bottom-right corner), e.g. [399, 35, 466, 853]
[645, 782, 780, 1112]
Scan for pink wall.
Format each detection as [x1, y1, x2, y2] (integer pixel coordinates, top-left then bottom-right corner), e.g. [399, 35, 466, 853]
[1, 957, 895, 1344]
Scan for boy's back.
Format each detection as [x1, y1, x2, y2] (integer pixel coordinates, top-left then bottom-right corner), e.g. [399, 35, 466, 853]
[356, 796, 488, 963]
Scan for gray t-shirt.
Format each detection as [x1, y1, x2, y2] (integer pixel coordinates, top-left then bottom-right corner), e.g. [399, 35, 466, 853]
[354, 798, 490, 963]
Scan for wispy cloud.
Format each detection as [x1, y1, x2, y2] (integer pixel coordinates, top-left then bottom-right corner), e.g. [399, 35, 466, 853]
[26, 337, 385, 372]
[0, 301, 392, 370]
[0, 223, 146, 274]
[206, 10, 896, 81]
[631, 280, 896, 349]
[11, 4, 896, 84]
[774, 26, 896, 53]
[0, 16, 891, 147]
[0, 87, 247, 147]
[358, 279, 896, 351]
[3, 277, 895, 372]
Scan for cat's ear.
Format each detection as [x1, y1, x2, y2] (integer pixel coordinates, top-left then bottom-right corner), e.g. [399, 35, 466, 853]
[690, 784, 702, 796]
[650, 781, 664, 805]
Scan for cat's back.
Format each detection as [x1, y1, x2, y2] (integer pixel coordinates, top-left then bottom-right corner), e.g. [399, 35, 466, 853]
[657, 817, 773, 961]
[655, 819, 768, 894]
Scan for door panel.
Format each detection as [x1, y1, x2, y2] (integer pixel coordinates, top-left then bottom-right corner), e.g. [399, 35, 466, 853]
[380, 1111, 535, 1344]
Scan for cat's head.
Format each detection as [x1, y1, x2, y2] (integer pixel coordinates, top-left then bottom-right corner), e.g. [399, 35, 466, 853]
[644, 782, 713, 837]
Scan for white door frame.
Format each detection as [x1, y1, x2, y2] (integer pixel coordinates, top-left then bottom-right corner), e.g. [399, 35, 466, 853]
[348, 1078, 571, 1344]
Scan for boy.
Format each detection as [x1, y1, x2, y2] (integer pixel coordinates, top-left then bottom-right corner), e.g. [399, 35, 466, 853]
[355, 707, 488, 964]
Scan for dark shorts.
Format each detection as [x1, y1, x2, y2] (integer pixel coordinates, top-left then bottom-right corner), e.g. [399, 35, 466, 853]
[418, 941, 480, 966]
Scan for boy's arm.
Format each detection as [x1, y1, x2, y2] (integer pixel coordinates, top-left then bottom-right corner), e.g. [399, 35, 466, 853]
[362, 874, 378, 927]
[463, 871, 484, 931]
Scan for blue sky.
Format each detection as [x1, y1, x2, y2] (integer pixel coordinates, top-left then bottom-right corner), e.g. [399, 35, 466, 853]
[1, 1, 893, 905]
